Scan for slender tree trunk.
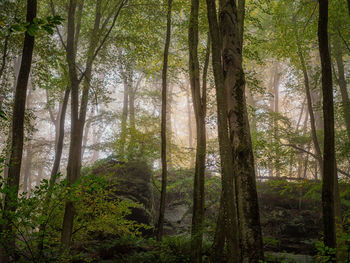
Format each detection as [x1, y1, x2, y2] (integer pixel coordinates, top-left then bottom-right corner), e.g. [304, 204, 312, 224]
[156, 0, 172, 241]
[318, 0, 337, 259]
[0, 1, 36, 261]
[188, 1, 209, 260]
[50, 88, 70, 181]
[273, 63, 280, 177]
[120, 73, 129, 158]
[206, 0, 240, 262]
[334, 41, 350, 142]
[186, 86, 195, 167]
[296, 35, 323, 175]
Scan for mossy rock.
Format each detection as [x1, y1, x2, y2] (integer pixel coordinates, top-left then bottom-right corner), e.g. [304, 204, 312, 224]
[89, 157, 155, 232]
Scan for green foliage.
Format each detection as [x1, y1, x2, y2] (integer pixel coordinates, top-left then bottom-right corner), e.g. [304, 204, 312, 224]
[0, 173, 145, 262]
[315, 241, 337, 263]
[9, 15, 64, 36]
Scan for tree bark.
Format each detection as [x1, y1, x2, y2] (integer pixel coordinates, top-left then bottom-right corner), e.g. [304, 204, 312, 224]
[188, 0, 209, 260]
[0, 1, 36, 261]
[206, 0, 240, 262]
[156, 0, 172, 241]
[220, 1, 264, 261]
[318, 0, 337, 259]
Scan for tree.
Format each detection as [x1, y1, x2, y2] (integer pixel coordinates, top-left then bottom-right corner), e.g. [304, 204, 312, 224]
[220, 0, 263, 261]
[206, 0, 240, 261]
[156, 0, 173, 241]
[188, 0, 209, 261]
[0, 0, 36, 261]
[318, 0, 337, 260]
[60, 0, 126, 248]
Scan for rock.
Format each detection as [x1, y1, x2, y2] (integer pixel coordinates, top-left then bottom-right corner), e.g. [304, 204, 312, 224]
[90, 158, 155, 231]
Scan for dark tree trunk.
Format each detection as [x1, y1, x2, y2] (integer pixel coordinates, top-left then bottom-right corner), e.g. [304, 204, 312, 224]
[188, 0, 209, 260]
[318, 0, 337, 259]
[119, 69, 129, 158]
[206, 0, 240, 262]
[219, 1, 264, 262]
[0, 1, 36, 261]
[156, 0, 172, 241]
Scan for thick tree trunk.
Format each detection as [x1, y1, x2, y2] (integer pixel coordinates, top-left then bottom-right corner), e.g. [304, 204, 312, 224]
[188, 1, 209, 261]
[219, 1, 264, 262]
[0, 1, 36, 261]
[156, 0, 172, 241]
[318, 0, 337, 259]
[334, 42, 350, 142]
[206, 0, 240, 262]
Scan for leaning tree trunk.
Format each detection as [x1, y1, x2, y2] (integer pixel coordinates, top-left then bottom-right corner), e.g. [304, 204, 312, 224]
[156, 0, 173, 241]
[188, 0, 209, 261]
[318, 0, 337, 260]
[219, 0, 264, 262]
[206, 0, 240, 262]
[0, 1, 36, 261]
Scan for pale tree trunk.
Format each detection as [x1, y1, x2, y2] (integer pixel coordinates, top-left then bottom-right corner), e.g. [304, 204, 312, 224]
[188, 0, 209, 260]
[119, 72, 129, 158]
[50, 88, 70, 181]
[273, 62, 280, 177]
[186, 86, 195, 167]
[334, 41, 350, 142]
[206, 0, 240, 262]
[156, 0, 172, 241]
[0, 1, 36, 261]
[318, 0, 337, 259]
[22, 82, 33, 194]
[220, 0, 264, 261]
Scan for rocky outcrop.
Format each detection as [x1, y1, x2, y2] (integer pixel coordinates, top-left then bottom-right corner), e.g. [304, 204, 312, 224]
[90, 158, 155, 230]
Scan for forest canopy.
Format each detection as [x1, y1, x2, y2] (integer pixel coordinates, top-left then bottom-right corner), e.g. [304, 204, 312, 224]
[0, 0, 349, 262]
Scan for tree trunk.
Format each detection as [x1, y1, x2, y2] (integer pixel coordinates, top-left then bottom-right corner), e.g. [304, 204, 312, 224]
[273, 62, 280, 177]
[61, 0, 103, 248]
[206, 0, 240, 262]
[220, 1, 264, 261]
[318, 0, 337, 259]
[120, 72, 129, 158]
[156, 0, 172, 241]
[295, 33, 323, 175]
[188, 0, 209, 260]
[186, 86, 195, 167]
[0, 1, 36, 261]
[50, 87, 70, 181]
[334, 41, 350, 142]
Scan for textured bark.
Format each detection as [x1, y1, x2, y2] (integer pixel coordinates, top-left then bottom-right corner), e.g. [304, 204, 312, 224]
[318, 0, 337, 259]
[188, 0, 208, 260]
[219, 0, 264, 262]
[334, 42, 350, 142]
[156, 0, 172, 241]
[0, 1, 36, 261]
[206, 0, 240, 262]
